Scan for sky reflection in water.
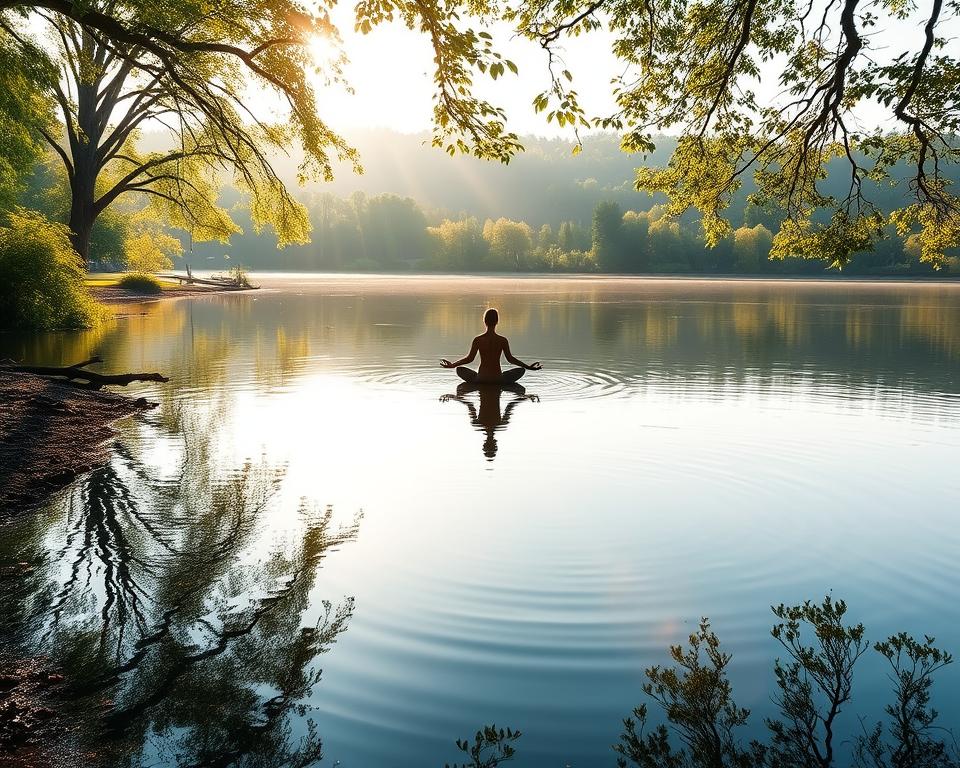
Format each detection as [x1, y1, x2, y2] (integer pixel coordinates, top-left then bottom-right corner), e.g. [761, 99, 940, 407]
[1, 276, 959, 767]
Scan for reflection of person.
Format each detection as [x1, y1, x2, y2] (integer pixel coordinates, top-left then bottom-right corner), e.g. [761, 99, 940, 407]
[440, 308, 542, 384]
[441, 382, 539, 460]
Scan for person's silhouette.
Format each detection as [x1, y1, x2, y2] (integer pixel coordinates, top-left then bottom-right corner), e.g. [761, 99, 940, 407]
[441, 382, 539, 460]
[440, 308, 542, 384]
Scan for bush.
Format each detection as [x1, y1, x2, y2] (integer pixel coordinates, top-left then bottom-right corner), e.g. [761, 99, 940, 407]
[117, 272, 163, 294]
[0, 208, 103, 330]
[227, 265, 252, 287]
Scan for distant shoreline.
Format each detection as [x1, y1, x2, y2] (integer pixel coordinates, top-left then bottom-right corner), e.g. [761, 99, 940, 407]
[231, 270, 960, 286]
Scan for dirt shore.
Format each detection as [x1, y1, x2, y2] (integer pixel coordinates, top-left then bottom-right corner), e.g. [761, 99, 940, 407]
[0, 655, 78, 768]
[0, 370, 154, 517]
[90, 283, 254, 304]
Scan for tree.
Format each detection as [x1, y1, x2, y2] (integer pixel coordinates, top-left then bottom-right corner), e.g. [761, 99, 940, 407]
[123, 225, 182, 273]
[621, 210, 650, 271]
[482, 217, 533, 270]
[511, 0, 960, 268]
[733, 224, 774, 273]
[647, 218, 686, 272]
[360, 194, 430, 268]
[21, 153, 160, 269]
[558, 220, 591, 252]
[1, 0, 532, 214]
[0, 27, 52, 208]
[592, 200, 627, 271]
[429, 217, 487, 270]
[537, 223, 556, 250]
[11, 10, 357, 265]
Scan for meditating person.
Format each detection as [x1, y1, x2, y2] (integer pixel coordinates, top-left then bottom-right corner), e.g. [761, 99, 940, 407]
[440, 308, 542, 384]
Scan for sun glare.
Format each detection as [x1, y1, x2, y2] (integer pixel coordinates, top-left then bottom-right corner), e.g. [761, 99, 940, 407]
[309, 33, 338, 67]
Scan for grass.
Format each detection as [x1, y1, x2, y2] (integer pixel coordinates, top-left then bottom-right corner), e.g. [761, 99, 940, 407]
[86, 272, 180, 291]
[116, 272, 163, 294]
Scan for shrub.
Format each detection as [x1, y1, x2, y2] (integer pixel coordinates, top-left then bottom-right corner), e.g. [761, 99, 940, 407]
[0, 208, 103, 330]
[117, 272, 163, 294]
[227, 265, 252, 287]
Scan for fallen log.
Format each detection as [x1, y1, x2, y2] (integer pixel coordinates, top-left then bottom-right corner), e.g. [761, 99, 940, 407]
[0, 356, 169, 390]
[156, 273, 259, 289]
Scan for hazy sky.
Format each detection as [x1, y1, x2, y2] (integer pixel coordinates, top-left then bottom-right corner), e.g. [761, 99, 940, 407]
[307, 4, 954, 142]
[310, 8, 622, 140]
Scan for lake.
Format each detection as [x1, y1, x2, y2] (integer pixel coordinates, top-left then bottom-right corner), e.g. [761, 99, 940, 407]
[2, 274, 959, 766]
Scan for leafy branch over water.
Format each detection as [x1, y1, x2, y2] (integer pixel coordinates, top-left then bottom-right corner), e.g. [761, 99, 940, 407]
[450, 597, 959, 768]
[615, 596, 958, 768]
[445, 725, 523, 768]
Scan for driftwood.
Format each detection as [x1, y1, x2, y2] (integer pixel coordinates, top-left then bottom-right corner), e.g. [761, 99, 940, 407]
[156, 265, 258, 289]
[156, 273, 252, 288]
[0, 357, 169, 390]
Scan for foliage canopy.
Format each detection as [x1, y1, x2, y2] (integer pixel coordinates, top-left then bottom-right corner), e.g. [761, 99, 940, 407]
[508, 0, 960, 267]
[0, 0, 359, 262]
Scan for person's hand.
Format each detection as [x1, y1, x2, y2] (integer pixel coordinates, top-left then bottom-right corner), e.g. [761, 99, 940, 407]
[440, 359, 454, 369]
[527, 362, 542, 371]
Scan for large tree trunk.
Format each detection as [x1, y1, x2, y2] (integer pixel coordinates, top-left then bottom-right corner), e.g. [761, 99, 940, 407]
[67, 30, 106, 268]
[67, 186, 95, 265]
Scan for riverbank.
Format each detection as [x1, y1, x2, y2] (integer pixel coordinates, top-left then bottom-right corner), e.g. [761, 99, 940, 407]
[0, 370, 154, 517]
[86, 273, 256, 305]
[0, 655, 75, 767]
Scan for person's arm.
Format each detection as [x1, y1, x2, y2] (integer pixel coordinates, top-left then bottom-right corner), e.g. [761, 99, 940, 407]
[440, 338, 479, 368]
[503, 340, 542, 371]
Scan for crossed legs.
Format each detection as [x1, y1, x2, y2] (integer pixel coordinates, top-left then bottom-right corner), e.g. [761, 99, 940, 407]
[456, 366, 525, 385]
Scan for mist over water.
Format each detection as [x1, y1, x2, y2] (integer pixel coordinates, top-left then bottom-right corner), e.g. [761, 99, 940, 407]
[2, 275, 959, 766]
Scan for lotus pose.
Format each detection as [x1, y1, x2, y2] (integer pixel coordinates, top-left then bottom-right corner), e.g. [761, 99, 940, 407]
[440, 308, 542, 384]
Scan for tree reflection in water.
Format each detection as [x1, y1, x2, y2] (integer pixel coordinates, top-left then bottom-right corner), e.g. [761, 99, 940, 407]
[1, 412, 359, 767]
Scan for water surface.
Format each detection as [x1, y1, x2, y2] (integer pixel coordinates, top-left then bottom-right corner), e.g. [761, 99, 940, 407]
[2, 275, 959, 766]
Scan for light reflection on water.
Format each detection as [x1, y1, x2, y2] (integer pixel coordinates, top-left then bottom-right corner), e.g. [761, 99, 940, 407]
[2, 275, 959, 766]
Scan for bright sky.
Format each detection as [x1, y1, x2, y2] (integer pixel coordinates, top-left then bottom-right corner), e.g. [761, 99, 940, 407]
[309, 6, 622, 139]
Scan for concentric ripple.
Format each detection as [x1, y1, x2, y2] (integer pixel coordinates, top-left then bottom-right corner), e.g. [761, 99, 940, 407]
[337, 360, 634, 401]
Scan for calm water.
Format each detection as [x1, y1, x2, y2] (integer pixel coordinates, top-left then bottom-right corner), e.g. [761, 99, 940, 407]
[2, 275, 959, 766]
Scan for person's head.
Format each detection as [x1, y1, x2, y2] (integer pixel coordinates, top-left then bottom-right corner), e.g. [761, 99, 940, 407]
[483, 308, 499, 328]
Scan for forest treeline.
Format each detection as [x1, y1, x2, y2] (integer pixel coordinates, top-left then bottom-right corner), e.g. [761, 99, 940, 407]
[21, 132, 960, 276]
